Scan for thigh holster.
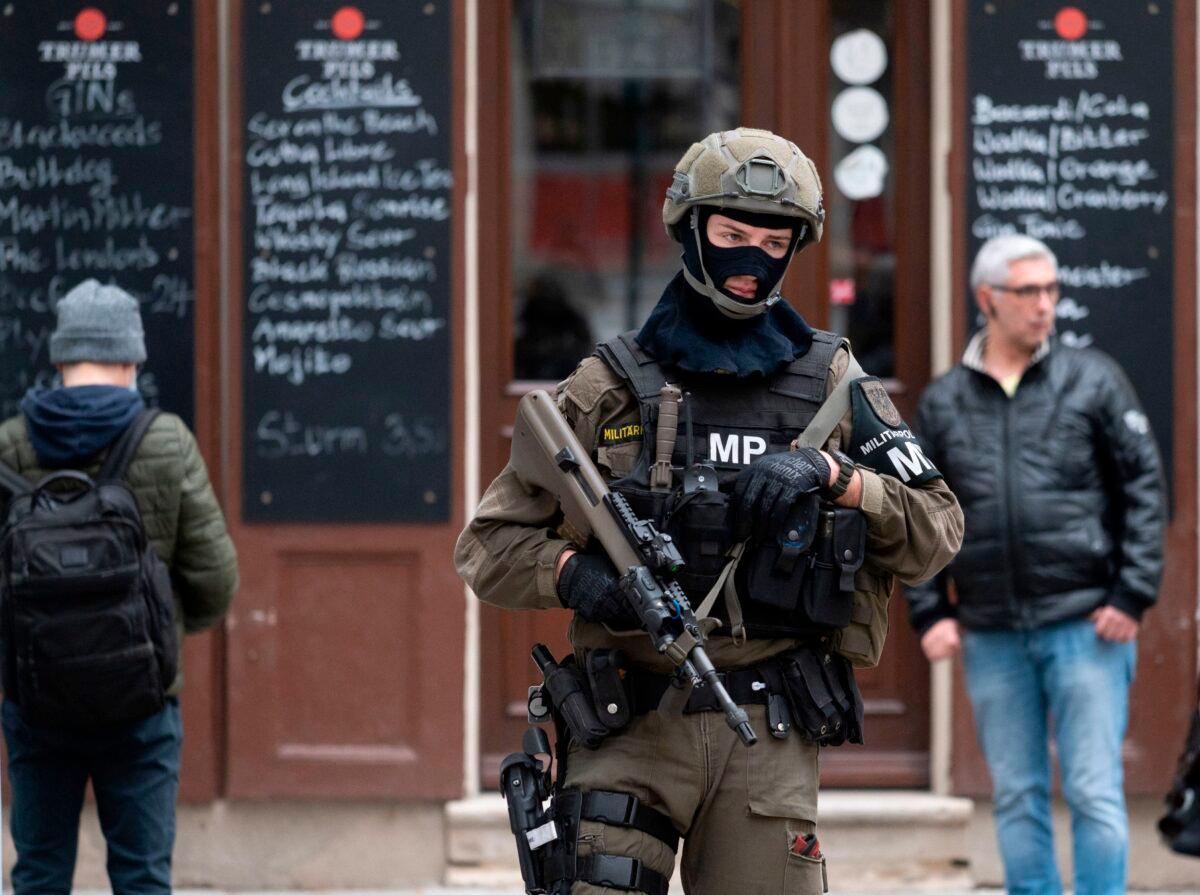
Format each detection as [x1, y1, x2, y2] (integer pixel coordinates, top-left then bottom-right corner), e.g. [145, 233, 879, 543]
[500, 726, 681, 895]
[544, 789, 677, 895]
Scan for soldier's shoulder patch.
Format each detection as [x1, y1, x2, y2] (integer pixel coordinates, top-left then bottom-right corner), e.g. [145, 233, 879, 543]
[600, 421, 644, 446]
[848, 378, 941, 486]
[859, 377, 904, 428]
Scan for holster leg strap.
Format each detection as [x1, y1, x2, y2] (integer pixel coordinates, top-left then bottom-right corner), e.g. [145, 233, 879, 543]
[582, 789, 681, 853]
[574, 853, 670, 895]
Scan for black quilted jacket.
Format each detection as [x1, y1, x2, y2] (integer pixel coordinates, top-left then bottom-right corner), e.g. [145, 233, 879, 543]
[905, 342, 1165, 633]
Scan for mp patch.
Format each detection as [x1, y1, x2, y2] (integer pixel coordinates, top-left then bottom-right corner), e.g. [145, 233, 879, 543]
[848, 377, 941, 485]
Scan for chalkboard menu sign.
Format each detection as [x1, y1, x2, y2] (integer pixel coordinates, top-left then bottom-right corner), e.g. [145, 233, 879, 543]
[966, 1, 1174, 481]
[0, 2, 195, 424]
[241, 2, 452, 522]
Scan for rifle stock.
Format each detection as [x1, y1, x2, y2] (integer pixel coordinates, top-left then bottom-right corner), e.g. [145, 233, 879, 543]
[509, 390, 639, 569]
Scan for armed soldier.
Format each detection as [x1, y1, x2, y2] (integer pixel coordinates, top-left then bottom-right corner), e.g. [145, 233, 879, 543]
[456, 128, 963, 895]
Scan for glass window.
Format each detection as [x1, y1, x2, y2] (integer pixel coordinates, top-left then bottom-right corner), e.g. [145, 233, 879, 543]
[510, 0, 742, 382]
[826, 1, 896, 378]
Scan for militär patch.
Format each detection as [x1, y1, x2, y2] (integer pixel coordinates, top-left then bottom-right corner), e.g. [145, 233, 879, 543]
[600, 422, 644, 445]
[860, 378, 903, 428]
[849, 378, 941, 485]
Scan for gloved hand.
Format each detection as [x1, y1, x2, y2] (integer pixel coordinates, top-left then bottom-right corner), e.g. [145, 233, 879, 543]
[731, 448, 830, 543]
[556, 551, 640, 628]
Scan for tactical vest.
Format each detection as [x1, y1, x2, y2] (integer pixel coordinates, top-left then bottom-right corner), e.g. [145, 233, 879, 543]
[596, 330, 866, 640]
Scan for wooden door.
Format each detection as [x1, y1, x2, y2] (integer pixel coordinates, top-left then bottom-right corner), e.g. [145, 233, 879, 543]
[948, 0, 1198, 796]
[476, 0, 935, 788]
[222, 0, 467, 801]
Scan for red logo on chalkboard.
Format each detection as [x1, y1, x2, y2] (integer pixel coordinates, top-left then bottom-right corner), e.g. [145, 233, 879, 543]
[331, 6, 365, 40]
[74, 7, 107, 42]
[1054, 7, 1088, 41]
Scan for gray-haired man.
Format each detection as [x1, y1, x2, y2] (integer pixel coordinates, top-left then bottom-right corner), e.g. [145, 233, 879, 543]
[906, 235, 1166, 895]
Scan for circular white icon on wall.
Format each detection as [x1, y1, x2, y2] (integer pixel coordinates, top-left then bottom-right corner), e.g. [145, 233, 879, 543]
[834, 145, 889, 200]
[831, 87, 889, 143]
[830, 29, 888, 85]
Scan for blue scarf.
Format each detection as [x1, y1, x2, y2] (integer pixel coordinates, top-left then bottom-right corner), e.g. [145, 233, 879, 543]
[21, 385, 145, 467]
[635, 272, 815, 378]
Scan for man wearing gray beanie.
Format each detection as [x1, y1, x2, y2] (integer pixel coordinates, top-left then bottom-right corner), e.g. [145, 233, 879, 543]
[0, 279, 238, 895]
[49, 277, 149, 366]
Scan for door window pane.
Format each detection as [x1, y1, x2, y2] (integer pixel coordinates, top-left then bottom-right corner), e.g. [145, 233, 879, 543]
[511, 0, 742, 381]
[827, 1, 896, 378]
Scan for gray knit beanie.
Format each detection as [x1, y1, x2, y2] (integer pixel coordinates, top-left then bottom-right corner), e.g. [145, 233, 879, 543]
[49, 279, 147, 365]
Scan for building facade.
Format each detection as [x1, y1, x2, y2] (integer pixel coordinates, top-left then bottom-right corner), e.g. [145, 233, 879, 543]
[0, 0, 1197, 888]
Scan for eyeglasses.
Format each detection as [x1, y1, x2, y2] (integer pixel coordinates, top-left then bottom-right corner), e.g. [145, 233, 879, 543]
[988, 281, 1061, 301]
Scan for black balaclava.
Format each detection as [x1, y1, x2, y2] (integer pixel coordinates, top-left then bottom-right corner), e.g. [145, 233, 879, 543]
[635, 204, 814, 378]
[681, 207, 799, 308]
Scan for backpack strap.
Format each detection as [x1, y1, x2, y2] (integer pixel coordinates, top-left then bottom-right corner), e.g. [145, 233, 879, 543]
[98, 409, 162, 483]
[0, 461, 32, 497]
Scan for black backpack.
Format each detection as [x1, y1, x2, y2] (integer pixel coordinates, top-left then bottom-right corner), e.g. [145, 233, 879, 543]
[0, 410, 179, 727]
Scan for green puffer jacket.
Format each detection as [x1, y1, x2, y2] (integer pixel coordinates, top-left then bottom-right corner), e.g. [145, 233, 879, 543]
[0, 412, 238, 695]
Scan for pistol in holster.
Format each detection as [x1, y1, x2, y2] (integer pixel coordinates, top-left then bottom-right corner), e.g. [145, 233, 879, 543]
[500, 726, 558, 893]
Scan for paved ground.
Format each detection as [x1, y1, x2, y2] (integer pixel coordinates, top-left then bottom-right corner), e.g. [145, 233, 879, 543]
[49, 887, 1187, 894]
[56, 889, 1007, 895]
[65, 889, 1182, 895]
[428, 889, 1007, 894]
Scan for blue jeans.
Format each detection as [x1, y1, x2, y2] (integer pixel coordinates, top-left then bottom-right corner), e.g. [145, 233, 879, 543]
[3, 698, 182, 895]
[963, 618, 1136, 895]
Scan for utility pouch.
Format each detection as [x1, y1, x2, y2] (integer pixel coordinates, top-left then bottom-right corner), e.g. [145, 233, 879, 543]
[778, 648, 864, 747]
[780, 650, 841, 743]
[534, 646, 609, 750]
[741, 502, 863, 634]
[831, 506, 867, 594]
[798, 506, 866, 628]
[830, 508, 885, 669]
[610, 481, 670, 534]
[758, 662, 794, 740]
[799, 508, 843, 627]
[739, 499, 819, 613]
[665, 487, 732, 596]
[586, 649, 630, 732]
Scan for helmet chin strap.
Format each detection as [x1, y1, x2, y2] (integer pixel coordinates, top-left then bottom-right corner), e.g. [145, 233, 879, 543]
[681, 266, 764, 319]
[685, 209, 798, 320]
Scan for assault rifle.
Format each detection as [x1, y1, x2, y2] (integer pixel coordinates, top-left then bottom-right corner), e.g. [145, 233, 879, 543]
[510, 389, 757, 747]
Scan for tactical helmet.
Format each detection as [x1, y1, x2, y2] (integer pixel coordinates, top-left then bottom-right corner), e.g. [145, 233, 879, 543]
[663, 128, 824, 319]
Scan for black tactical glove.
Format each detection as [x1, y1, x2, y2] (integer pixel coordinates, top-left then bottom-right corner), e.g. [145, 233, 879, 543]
[556, 551, 640, 628]
[731, 448, 831, 543]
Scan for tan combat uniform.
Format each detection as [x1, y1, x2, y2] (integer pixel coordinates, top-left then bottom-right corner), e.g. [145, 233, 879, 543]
[456, 343, 962, 895]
